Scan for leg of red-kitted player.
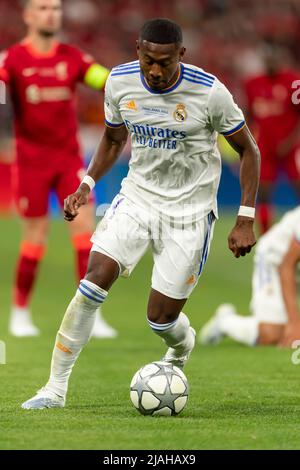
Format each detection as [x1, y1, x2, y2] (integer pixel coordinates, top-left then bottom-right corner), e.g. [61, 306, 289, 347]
[256, 143, 277, 235]
[10, 164, 51, 337]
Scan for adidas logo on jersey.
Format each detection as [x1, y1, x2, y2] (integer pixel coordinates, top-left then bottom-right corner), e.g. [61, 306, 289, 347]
[125, 100, 138, 111]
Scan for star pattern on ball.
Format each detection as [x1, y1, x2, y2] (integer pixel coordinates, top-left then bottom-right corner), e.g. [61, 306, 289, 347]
[153, 383, 182, 412]
[131, 376, 152, 397]
[130, 361, 188, 415]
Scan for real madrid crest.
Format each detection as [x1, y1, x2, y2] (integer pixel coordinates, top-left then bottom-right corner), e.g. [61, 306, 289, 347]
[173, 103, 187, 122]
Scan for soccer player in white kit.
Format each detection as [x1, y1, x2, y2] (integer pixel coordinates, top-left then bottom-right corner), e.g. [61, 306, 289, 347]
[200, 206, 300, 348]
[22, 18, 260, 409]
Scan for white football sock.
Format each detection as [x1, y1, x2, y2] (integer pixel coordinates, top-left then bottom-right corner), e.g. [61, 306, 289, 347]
[148, 312, 195, 359]
[219, 312, 258, 346]
[46, 280, 108, 397]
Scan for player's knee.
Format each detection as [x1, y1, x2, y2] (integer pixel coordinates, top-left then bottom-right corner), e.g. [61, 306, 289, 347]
[147, 290, 184, 324]
[258, 323, 283, 345]
[23, 218, 49, 245]
[147, 304, 179, 325]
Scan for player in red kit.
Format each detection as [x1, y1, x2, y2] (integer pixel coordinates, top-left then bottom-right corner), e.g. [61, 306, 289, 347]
[245, 43, 300, 234]
[0, 0, 117, 338]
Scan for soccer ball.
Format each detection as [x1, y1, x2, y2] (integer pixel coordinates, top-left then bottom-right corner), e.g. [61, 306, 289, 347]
[130, 361, 189, 416]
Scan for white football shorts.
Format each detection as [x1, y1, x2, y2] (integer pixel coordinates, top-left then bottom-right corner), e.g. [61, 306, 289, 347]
[91, 194, 215, 299]
[250, 250, 287, 324]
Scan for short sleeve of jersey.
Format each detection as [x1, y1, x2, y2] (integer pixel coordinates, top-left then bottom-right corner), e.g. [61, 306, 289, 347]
[0, 50, 11, 84]
[208, 80, 245, 136]
[76, 48, 96, 82]
[104, 74, 124, 128]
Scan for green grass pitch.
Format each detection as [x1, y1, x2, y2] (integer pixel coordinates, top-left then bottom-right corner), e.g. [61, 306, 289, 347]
[0, 213, 299, 450]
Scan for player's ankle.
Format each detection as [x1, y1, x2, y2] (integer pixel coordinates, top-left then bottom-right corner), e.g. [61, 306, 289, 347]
[44, 383, 66, 399]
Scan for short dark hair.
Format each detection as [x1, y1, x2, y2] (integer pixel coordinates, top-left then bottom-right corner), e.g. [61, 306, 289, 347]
[139, 18, 182, 45]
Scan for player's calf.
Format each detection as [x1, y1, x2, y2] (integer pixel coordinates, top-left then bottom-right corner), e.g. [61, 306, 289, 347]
[257, 323, 284, 345]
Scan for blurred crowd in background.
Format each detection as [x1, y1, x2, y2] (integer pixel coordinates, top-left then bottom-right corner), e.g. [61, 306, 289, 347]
[1, 0, 300, 211]
[1, 0, 300, 124]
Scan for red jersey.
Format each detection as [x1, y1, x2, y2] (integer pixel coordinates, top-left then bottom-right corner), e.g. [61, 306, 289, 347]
[0, 40, 95, 166]
[244, 69, 300, 144]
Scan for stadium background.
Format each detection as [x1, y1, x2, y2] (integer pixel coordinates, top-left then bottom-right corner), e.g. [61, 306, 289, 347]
[1, 0, 300, 214]
[1, 0, 300, 451]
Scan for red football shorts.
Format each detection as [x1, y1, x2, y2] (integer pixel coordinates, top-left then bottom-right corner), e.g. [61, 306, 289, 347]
[12, 155, 88, 218]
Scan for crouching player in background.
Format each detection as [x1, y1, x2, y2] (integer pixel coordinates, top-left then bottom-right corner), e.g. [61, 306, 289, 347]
[200, 207, 300, 348]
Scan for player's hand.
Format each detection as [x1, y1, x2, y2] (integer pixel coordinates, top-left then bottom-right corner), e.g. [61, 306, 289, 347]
[64, 184, 90, 222]
[279, 320, 300, 348]
[228, 217, 256, 258]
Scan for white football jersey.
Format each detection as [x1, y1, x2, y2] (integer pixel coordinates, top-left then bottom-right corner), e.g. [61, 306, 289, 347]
[257, 206, 300, 265]
[104, 60, 245, 221]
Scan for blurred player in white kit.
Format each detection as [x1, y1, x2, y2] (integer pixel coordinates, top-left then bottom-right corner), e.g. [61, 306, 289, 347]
[200, 206, 300, 348]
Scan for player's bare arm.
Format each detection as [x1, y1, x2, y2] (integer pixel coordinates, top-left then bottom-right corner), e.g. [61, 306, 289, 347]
[278, 238, 300, 347]
[64, 125, 128, 221]
[225, 125, 260, 258]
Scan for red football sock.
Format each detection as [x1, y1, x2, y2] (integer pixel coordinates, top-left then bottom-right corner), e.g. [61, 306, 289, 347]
[72, 233, 92, 281]
[257, 203, 273, 234]
[13, 241, 46, 308]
